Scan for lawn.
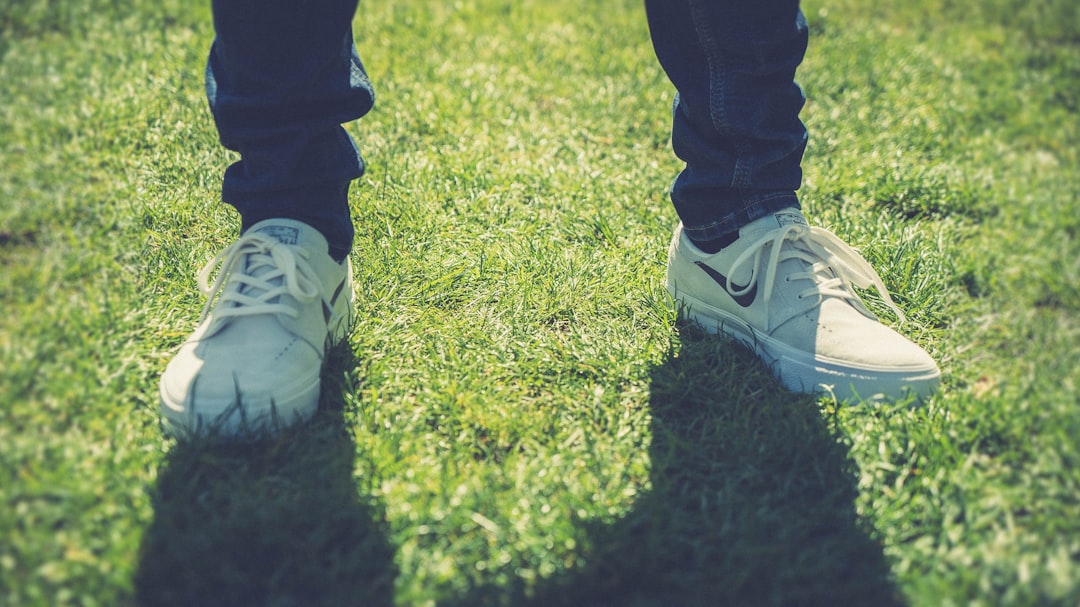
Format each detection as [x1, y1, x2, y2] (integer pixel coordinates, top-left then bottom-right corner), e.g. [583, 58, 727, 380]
[1, 0, 1078, 605]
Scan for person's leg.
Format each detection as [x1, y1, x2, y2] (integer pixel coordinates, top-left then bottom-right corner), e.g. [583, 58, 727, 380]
[649, 0, 940, 401]
[160, 0, 371, 437]
[207, 0, 374, 261]
[645, 0, 807, 252]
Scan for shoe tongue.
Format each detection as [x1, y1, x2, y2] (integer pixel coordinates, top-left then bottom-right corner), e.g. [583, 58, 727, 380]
[728, 208, 815, 286]
[738, 208, 808, 239]
[239, 220, 320, 298]
[252, 223, 302, 246]
[248, 218, 330, 253]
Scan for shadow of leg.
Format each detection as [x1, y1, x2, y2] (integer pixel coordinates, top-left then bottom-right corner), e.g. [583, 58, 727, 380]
[525, 323, 903, 607]
[135, 341, 396, 607]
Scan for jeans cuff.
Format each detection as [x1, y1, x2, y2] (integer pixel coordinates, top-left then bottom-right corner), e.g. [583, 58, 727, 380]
[679, 191, 800, 242]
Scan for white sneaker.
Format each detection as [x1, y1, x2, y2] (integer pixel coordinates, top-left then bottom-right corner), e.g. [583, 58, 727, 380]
[159, 219, 353, 437]
[666, 208, 940, 402]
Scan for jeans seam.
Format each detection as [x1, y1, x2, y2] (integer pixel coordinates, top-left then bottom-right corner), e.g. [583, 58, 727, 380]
[688, 0, 756, 190]
[688, 1, 728, 174]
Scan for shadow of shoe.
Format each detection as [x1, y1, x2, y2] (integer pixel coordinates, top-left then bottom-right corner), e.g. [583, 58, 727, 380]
[134, 340, 396, 607]
[521, 322, 904, 607]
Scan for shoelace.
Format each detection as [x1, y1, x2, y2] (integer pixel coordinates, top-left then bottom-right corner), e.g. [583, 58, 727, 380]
[197, 232, 321, 322]
[725, 224, 906, 331]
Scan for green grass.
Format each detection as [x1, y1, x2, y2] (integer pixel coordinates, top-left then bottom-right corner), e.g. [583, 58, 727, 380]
[1, 0, 1078, 605]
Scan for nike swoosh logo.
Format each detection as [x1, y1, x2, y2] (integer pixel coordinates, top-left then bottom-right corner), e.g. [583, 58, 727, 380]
[322, 276, 348, 325]
[693, 261, 757, 308]
[322, 301, 333, 325]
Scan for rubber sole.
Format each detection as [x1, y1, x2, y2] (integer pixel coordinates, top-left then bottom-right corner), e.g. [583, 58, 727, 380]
[675, 290, 941, 403]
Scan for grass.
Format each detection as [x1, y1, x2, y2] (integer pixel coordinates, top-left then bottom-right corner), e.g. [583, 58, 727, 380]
[1, 0, 1078, 605]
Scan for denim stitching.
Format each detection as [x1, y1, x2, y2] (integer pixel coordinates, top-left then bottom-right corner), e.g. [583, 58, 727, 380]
[688, 0, 758, 192]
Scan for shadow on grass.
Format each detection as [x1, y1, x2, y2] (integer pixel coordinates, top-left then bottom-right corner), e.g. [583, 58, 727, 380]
[134, 341, 396, 607]
[521, 323, 904, 607]
[134, 324, 902, 606]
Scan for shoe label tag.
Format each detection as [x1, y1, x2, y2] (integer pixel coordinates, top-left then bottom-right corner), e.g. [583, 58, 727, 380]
[775, 211, 808, 228]
[256, 225, 299, 245]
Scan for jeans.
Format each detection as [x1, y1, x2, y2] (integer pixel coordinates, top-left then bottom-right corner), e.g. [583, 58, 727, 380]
[206, 0, 808, 256]
[645, 0, 808, 243]
[207, 0, 373, 261]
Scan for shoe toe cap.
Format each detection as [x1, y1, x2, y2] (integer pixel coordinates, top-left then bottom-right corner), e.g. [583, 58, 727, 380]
[159, 337, 322, 433]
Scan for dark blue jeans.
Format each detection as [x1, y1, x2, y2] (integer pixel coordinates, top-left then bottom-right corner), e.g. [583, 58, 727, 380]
[207, 0, 373, 261]
[207, 0, 807, 257]
[645, 0, 808, 244]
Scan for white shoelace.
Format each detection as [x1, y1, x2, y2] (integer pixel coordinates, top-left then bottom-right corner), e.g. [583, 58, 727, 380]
[197, 232, 321, 322]
[725, 224, 906, 331]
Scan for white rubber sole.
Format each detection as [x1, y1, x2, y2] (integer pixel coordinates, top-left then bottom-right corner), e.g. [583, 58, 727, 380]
[674, 290, 940, 403]
[160, 375, 322, 438]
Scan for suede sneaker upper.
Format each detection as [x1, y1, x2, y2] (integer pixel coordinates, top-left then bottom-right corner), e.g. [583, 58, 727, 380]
[666, 208, 940, 401]
[159, 218, 353, 437]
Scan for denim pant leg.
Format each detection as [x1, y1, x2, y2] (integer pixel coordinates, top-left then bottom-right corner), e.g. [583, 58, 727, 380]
[206, 0, 374, 261]
[645, 0, 809, 243]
